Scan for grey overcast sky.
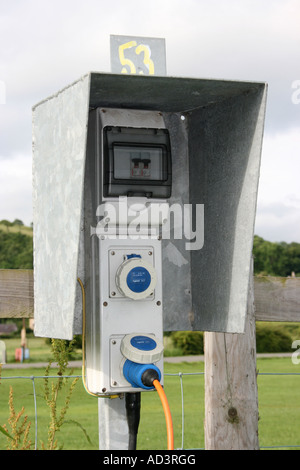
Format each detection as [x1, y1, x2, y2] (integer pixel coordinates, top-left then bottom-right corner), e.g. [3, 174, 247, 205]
[0, 0, 299, 242]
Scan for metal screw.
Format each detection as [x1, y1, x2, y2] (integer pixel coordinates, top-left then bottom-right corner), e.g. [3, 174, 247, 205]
[113, 381, 117, 386]
[112, 340, 116, 345]
[102, 388, 106, 393]
[103, 301, 108, 307]
[148, 251, 153, 256]
[156, 301, 161, 306]
[111, 291, 116, 296]
[111, 251, 115, 255]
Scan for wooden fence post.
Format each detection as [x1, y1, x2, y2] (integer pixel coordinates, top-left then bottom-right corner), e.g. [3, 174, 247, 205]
[204, 269, 259, 450]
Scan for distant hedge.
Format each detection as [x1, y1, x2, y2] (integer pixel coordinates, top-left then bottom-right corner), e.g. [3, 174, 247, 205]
[253, 235, 300, 276]
[255, 324, 292, 353]
[169, 324, 294, 355]
[171, 331, 204, 355]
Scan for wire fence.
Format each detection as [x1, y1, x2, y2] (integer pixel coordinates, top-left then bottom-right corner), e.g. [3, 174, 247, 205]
[257, 371, 300, 450]
[1, 369, 300, 450]
[0, 373, 82, 450]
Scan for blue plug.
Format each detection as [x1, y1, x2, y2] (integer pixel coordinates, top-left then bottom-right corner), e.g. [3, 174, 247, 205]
[123, 359, 161, 390]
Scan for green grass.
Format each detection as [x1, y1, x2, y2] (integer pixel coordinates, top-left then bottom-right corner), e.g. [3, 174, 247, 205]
[0, 367, 99, 450]
[2, 336, 82, 363]
[256, 358, 300, 449]
[138, 362, 205, 450]
[0, 362, 205, 450]
[1, 357, 300, 450]
[2, 337, 52, 363]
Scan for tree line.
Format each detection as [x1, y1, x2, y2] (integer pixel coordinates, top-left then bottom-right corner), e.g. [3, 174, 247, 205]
[253, 235, 300, 276]
[0, 220, 33, 269]
[0, 220, 300, 276]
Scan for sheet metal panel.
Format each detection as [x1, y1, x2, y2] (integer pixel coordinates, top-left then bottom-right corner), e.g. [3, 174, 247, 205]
[32, 72, 267, 339]
[32, 74, 90, 339]
[188, 87, 268, 333]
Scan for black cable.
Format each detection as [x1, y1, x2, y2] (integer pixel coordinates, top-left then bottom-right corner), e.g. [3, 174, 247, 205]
[125, 392, 141, 450]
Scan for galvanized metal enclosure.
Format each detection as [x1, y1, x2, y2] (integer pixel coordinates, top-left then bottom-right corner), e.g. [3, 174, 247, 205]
[32, 72, 267, 339]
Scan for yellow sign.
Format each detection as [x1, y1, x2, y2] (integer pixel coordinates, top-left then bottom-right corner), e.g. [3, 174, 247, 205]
[110, 35, 166, 76]
[119, 41, 155, 75]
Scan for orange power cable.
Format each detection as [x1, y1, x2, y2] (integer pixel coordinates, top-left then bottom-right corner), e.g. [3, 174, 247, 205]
[153, 379, 174, 450]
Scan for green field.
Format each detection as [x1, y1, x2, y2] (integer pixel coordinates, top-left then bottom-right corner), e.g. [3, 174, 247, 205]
[256, 357, 300, 449]
[0, 357, 300, 450]
[2, 336, 82, 364]
[0, 223, 33, 237]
